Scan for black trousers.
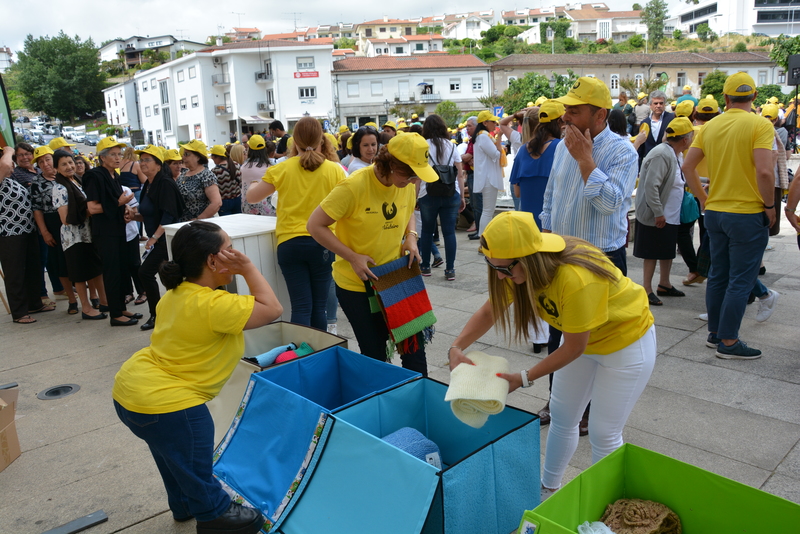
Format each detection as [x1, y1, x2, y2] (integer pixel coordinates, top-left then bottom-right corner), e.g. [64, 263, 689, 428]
[336, 285, 428, 377]
[93, 233, 128, 318]
[139, 238, 169, 317]
[122, 237, 144, 296]
[0, 232, 43, 319]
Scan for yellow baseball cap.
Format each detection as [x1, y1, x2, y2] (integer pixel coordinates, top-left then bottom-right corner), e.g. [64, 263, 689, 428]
[49, 137, 75, 150]
[637, 92, 647, 100]
[135, 144, 165, 161]
[697, 98, 719, 114]
[32, 145, 55, 165]
[723, 72, 756, 96]
[386, 133, 437, 183]
[670, 101, 677, 108]
[535, 96, 548, 106]
[477, 110, 500, 123]
[665, 117, 694, 137]
[382, 120, 397, 130]
[674, 100, 694, 118]
[411, 113, 418, 120]
[209, 144, 227, 158]
[338, 125, 350, 133]
[96, 136, 127, 154]
[683, 85, 691, 91]
[779, 103, 785, 109]
[179, 139, 208, 157]
[526, 101, 534, 107]
[481, 211, 565, 259]
[346, 135, 353, 150]
[538, 100, 565, 123]
[555, 77, 612, 109]
[164, 149, 182, 162]
[762, 104, 779, 120]
[248, 134, 266, 150]
[365, 122, 378, 129]
[768, 96, 779, 103]
[323, 132, 338, 149]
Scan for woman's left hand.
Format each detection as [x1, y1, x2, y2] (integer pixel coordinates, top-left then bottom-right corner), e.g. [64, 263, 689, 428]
[459, 196, 466, 213]
[401, 235, 421, 267]
[496, 372, 523, 393]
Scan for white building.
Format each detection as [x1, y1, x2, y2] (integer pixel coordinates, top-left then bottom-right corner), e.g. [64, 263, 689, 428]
[98, 35, 207, 67]
[0, 47, 12, 74]
[364, 35, 445, 57]
[513, 4, 644, 44]
[672, 0, 800, 38]
[440, 16, 494, 41]
[332, 54, 491, 129]
[103, 80, 141, 130]
[134, 39, 334, 149]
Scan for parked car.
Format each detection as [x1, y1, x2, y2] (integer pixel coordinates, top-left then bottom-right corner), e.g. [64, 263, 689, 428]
[15, 116, 30, 123]
[73, 132, 86, 143]
[62, 126, 75, 140]
[85, 134, 99, 146]
[28, 129, 44, 144]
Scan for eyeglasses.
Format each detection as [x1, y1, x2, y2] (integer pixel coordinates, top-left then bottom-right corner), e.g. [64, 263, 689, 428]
[484, 257, 519, 276]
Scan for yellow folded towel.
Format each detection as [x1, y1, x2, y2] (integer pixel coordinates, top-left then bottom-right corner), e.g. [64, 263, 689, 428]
[444, 351, 510, 428]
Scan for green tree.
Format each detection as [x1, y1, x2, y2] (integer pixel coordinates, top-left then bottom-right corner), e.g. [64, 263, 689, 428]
[563, 37, 580, 51]
[334, 37, 356, 50]
[499, 70, 578, 112]
[754, 84, 786, 107]
[733, 42, 747, 52]
[628, 34, 645, 48]
[481, 25, 506, 45]
[205, 35, 232, 45]
[761, 34, 800, 70]
[673, 29, 683, 40]
[434, 101, 462, 127]
[504, 26, 523, 38]
[632, 3, 642, 9]
[697, 23, 715, 42]
[416, 26, 443, 35]
[700, 70, 727, 110]
[389, 103, 425, 118]
[16, 32, 106, 121]
[640, 0, 668, 51]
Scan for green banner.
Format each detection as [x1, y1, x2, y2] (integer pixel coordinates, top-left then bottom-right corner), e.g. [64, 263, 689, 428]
[0, 73, 14, 148]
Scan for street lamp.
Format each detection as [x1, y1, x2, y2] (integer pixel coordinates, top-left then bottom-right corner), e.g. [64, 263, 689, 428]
[383, 99, 390, 117]
[549, 75, 556, 98]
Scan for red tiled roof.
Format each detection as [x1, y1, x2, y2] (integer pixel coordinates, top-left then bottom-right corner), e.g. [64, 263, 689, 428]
[332, 48, 355, 56]
[260, 31, 305, 41]
[198, 40, 329, 52]
[359, 18, 418, 25]
[232, 27, 260, 33]
[306, 38, 334, 45]
[369, 38, 409, 45]
[333, 54, 487, 71]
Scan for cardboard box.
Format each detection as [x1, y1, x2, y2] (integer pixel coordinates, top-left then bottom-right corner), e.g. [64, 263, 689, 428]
[518, 443, 800, 534]
[0, 385, 20, 472]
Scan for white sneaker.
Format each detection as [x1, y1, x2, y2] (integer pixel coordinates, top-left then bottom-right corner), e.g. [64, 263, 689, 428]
[326, 323, 337, 335]
[540, 485, 560, 502]
[756, 290, 779, 322]
[698, 313, 708, 321]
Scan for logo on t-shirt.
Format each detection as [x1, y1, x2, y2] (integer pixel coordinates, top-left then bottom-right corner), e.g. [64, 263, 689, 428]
[538, 295, 560, 319]
[382, 202, 397, 220]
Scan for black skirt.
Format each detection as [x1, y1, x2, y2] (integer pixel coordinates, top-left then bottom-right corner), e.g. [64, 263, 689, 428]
[633, 220, 679, 260]
[64, 242, 103, 283]
[43, 211, 70, 278]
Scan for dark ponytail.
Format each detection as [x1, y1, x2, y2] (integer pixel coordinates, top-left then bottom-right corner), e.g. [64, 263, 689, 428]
[158, 220, 225, 290]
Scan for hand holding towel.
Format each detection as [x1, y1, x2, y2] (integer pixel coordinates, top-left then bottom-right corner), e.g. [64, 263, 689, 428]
[444, 351, 510, 428]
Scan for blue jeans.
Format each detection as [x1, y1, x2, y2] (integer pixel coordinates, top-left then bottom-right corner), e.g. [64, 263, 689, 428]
[705, 210, 769, 340]
[277, 236, 334, 330]
[418, 191, 460, 270]
[466, 171, 482, 231]
[219, 197, 242, 216]
[113, 401, 230, 521]
[38, 233, 63, 296]
[326, 278, 338, 324]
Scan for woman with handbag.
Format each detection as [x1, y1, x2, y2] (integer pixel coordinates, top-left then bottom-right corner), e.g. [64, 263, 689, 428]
[633, 117, 695, 306]
[419, 114, 465, 281]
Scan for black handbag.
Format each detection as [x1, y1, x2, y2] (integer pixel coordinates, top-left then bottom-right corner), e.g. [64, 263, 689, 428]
[427, 144, 457, 197]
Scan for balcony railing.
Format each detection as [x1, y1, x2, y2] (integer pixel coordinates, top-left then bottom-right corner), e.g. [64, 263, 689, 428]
[394, 92, 416, 103]
[215, 105, 233, 116]
[420, 92, 442, 103]
[212, 73, 231, 86]
[257, 101, 275, 112]
[255, 71, 273, 82]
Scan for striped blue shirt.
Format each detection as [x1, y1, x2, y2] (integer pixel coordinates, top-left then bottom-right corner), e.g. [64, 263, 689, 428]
[540, 126, 638, 252]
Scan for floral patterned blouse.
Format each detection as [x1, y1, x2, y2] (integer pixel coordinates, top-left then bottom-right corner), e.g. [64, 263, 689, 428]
[52, 182, 92, 250]
[31, 174, 59, 214]
[177, 167, 217, 221]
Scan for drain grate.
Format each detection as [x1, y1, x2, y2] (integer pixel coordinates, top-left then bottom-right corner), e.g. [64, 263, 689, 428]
[37, 384, 80, 400]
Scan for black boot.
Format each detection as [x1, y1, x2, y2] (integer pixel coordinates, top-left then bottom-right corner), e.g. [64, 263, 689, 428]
[196, 502, 263, 534]
[140, 315, 156, 331]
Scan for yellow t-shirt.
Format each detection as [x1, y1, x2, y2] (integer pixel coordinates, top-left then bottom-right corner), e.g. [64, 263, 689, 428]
[263, 157, 346, 246]
[320, 166, 416, 293]
[531, 257, 654, 355]
[691, 125, 709, 179]
[690, 108, 774, 213]
[112, 282, 255, 414]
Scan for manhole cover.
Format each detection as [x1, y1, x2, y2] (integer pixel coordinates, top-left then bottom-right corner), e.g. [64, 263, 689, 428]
[37, 384, 80, 400]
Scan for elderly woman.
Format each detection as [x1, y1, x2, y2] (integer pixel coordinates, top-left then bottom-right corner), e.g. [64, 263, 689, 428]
[74, 155, 91, 182]
[633, 117, 695, 306]
[10, 142, 37, 189]
[0, 146, 49, 323]
[83, 137, 142, 326]
[113, 221, 282, 533]
[177, 140, 222, 221]
[31, 146, 79, 314]
[473, 110, 504, 236]
[164, 149, 183, 180]
[210, 145, 242, 216]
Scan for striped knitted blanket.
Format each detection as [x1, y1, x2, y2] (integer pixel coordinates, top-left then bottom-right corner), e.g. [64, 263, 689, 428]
[366, 256, 436, 356]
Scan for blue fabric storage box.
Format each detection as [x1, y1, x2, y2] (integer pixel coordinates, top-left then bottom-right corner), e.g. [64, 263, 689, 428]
[279, 378, 540, 534]
[212, 346, 420, 532]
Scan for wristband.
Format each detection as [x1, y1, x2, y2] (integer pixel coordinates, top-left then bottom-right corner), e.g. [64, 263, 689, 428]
[447, 346, 462, 357]
[764, 204, 775, 210]
[520, 370, 532, 388]
[785, 207, 797, 213]
[405, 230, 419, 239]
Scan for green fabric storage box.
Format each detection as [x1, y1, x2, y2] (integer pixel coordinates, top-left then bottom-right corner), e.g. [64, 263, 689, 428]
[518, 443, 800, 534]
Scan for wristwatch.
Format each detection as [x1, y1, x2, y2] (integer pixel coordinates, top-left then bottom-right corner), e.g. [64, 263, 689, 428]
[520, 370, 532, 388]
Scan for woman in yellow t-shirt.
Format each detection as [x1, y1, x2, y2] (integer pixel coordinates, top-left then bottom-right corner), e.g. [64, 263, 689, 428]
[308, 133, 439, 376]
[448, 212, 656, 500]
[246, 117, 346, 330]
[112, 221, 282, 533]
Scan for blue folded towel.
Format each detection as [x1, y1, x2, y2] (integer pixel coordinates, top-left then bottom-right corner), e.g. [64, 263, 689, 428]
[256, 343, 296, 367]
[382, 427, 442, 469]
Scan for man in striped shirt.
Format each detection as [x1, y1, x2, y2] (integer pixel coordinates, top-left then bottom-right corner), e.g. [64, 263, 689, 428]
[541, 76, 638, 275]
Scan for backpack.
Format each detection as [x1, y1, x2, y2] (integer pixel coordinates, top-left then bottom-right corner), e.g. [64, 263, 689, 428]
[426, 143, 457, 197]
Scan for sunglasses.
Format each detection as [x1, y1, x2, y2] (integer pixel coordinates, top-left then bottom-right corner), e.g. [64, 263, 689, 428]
[484, 257, 519, 276]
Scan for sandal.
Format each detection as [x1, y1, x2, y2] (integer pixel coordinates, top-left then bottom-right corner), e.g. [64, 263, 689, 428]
[648, 292, 663, 306]
[41, 298, 56, 308]
[682, 273, 706, 286]
[91, 298, 100, 309]
[13, 315, 37, 324]
[134, 293, 147, 305]
[68, 302, 79, 315]
[124, 294, 135, 305]
[657, 284, 685, 297]
[30, 304, 56, 314]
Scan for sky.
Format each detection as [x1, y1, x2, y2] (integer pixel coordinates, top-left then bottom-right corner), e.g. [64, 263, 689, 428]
[2, 0, 687, 56]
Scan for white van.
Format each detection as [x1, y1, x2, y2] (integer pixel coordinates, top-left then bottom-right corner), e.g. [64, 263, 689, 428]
[62, 126, 75, 140]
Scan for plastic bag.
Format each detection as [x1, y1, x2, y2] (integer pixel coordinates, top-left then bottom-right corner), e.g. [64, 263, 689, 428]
[577, 521, 616, 534]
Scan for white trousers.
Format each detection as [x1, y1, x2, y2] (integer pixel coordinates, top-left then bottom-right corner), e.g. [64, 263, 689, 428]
[541, 325, 656, 489]
[477, 184, 499, 235]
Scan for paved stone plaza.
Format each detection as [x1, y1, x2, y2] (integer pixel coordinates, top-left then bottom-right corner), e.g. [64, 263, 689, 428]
[1, 215, 798, 533]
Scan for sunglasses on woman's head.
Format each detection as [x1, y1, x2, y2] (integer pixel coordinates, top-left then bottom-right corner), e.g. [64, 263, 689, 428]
[484, 257, 519, 276]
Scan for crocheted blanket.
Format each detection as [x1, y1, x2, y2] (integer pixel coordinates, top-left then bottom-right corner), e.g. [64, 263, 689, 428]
[367, 256, 436, 355]
[601, 498, 682, 534]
